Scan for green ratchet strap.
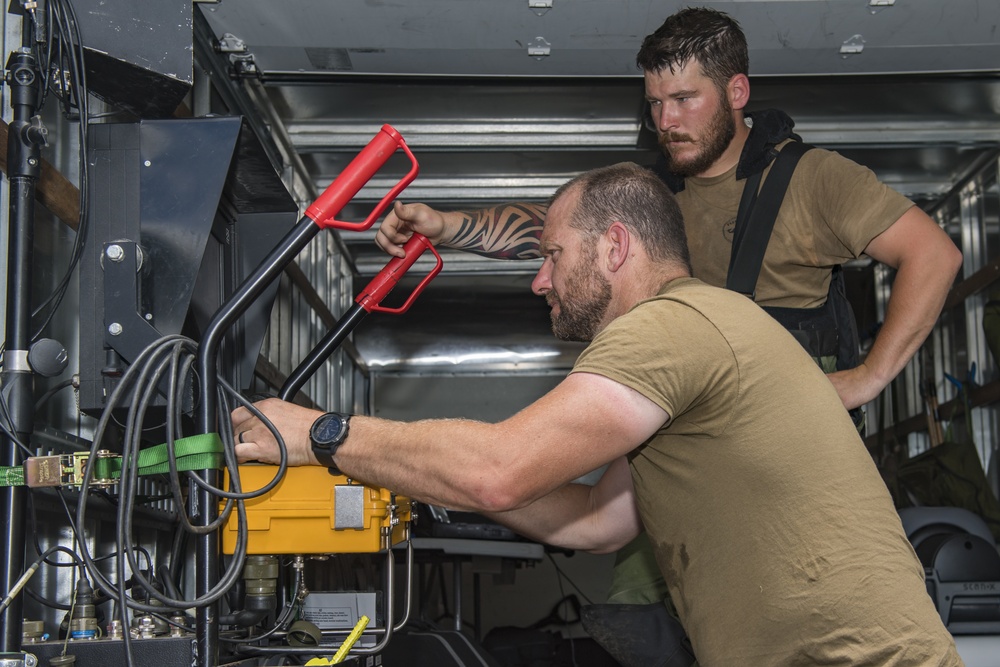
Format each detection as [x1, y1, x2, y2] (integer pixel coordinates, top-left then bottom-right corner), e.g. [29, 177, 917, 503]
[0, 467, 24, 487]
[0, 433, 224, 489]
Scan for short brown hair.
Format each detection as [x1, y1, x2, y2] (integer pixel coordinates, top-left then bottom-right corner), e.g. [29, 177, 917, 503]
[551, 163, 691, 272]
[636, 7, 748, 92]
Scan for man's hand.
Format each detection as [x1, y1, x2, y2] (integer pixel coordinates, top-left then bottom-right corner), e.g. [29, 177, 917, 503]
[826, 363, 879, 412]
[375, 201, 449, 258]
[231, 398, 324, 466]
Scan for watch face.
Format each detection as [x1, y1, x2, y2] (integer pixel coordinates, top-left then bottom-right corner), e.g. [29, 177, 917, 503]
[312, 413, 347, 445]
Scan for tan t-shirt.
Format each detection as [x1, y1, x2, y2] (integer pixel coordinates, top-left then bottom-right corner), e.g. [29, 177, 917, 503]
[678, 142, 915, 308]
[572, 278, 962, 667]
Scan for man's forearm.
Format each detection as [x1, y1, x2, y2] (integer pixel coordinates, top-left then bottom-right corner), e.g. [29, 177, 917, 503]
[442, 203, 546, 260]
[862, 254, 960, 395]
[830, 206, 963, 409]
[484, 458, 641, 554]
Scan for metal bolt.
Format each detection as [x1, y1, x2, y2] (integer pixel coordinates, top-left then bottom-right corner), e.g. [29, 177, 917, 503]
[106, 244, 124, 262]
[108, 323, 123, 336]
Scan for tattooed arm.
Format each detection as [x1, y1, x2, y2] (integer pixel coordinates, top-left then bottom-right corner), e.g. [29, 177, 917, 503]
[376, 200, 546, 260]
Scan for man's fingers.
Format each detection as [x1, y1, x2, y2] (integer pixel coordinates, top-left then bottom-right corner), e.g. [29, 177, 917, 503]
[230, 406, 252, 426]
[235, 441, 271, 465]
[374, 202, 413, 257]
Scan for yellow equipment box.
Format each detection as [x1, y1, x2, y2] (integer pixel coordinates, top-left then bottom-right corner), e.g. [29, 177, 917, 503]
[222, 465, 411, 555]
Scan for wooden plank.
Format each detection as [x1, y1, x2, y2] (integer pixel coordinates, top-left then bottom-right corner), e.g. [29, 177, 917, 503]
[283, 260, 370, 376]
[944, 259, 1000, 310]
[253, 354, 320, 410]
[865, 378, 1000, 448]
[0, 119, 81, 230]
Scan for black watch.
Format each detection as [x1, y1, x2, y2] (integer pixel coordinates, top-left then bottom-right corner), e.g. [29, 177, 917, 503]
[310, 412, 351, 474]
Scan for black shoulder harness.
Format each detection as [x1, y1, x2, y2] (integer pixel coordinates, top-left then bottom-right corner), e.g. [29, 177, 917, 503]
[725, 141, 813, 298]
[722, 140, 862, 377]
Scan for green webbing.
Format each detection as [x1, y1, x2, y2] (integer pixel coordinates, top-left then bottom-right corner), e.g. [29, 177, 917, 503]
[0, 467, 25, 487]
[0, 433, 224, 487]
[93, 433, 225, 480]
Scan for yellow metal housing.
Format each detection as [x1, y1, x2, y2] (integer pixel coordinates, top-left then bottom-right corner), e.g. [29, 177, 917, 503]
[222, 465, 411, 555]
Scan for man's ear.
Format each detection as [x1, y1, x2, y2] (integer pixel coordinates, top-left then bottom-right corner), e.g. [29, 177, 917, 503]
[728, 73, 750, 112]
[605, 221, 630, 272]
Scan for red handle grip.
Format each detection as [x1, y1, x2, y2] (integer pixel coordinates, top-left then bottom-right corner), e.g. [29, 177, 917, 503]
[305, 124, 419, 231]
[356, 234, 443, 315]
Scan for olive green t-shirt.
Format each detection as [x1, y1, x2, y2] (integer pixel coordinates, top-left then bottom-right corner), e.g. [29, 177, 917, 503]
[678, 141, 914, 308]
[572, 278, 962, 667]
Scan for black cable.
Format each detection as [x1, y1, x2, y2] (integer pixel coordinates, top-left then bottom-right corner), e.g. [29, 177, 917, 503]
[60, 330, 294, 651]
[75, 334, 259, 616]
[25, 586, 71, 611]
[0, 380, 36, 458]
[222, 565, 303, 645]
[149, 609, 195, 634]
[75, 336, 189, 610]
[166, 523, 189, 592]
[117, 348, 241, 610]
[189, 381, 289, 501]
[26, 489, 82, 568]
[157, 565, 182, 602]
[34, 378, 75, 412]
[0, 544, 81, 617]
[545, 552, 596, 606]
[28, 0, 92, 342]
[547, 560, 579, 667]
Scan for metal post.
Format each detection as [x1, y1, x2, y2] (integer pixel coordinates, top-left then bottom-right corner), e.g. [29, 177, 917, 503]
[0, 43, 45, 651]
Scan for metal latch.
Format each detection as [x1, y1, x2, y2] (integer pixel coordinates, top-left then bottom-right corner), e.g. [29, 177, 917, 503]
[529, 0, 552, 16]
[840, 34, 865, 57]
[335, 484, 365, 530]
[869, 0, 895, 14]
[527, 36, 551, 60]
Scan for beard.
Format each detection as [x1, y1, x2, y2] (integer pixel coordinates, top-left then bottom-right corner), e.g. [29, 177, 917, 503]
[548, 252, 612, 342]
[658, 95, 736, 178]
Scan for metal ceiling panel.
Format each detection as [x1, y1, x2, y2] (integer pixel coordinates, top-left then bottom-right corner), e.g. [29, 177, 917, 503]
[201, 0, 1000, 77]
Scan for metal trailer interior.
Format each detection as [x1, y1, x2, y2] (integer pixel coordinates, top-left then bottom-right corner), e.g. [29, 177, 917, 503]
[1, 1, 1000, 666]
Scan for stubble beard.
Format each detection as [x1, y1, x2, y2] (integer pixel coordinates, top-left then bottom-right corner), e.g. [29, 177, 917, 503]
[548, 254, 613, 342]
[659, 96, 737, 178]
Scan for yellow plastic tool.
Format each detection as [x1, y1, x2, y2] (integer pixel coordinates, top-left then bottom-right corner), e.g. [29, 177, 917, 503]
[304, 614, 371, 665]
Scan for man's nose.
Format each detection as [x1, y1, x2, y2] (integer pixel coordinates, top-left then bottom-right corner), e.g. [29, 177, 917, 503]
[531, 261, 552, 296]
[654, 104, 677, 134]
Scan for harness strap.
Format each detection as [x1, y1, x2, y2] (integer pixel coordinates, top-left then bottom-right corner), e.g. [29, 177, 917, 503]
[726, 141, 814, 298]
